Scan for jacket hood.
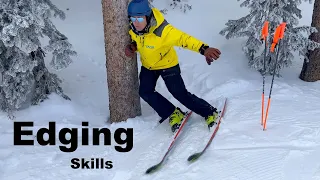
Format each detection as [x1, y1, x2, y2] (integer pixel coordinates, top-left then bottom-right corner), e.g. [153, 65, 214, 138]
[147, 8, 165, 33]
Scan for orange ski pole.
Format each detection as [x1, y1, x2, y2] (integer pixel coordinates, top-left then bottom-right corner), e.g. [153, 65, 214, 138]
[263, 22, 286, 131]
[260, 21, 269, 126]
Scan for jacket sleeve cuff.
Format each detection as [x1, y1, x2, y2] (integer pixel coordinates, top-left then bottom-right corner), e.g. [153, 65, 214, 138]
[199, 44, 209, 55]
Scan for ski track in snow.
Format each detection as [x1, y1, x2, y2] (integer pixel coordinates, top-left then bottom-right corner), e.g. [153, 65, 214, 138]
[1, 0, 320, 179]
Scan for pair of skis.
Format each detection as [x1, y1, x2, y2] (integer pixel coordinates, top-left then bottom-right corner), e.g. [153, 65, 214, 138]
[145, 98, 228, 174]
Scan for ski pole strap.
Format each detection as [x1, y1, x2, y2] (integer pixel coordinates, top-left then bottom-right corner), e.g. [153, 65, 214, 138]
[270, 22, 286, 52]
[260, 21, 269, 41]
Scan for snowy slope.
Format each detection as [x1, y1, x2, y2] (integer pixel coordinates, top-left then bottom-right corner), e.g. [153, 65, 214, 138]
[1, 0, 320, 180]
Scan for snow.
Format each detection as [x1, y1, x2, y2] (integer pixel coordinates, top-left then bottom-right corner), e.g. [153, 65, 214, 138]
[1, 0, 320, 180]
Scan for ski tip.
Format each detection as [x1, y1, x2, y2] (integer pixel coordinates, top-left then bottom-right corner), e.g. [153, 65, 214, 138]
[145, 163, 161, 174]
[187, 152, 202, 162]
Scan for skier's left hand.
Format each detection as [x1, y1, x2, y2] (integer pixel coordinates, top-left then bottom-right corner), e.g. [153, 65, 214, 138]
[125, 42, 137, 58]
[204, 47, 221, 65]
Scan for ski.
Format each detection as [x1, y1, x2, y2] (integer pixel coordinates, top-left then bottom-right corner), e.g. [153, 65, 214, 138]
[145, 111, 193, 174]
[187, 98, 228, 162]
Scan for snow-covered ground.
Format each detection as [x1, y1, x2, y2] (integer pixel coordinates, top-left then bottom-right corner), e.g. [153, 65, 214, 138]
[1, 0, 320, 180]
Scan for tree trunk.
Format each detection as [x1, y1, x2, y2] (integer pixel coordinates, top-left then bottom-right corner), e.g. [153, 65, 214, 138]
[299, 0, 320, 82]
[101, 0, 141, 122]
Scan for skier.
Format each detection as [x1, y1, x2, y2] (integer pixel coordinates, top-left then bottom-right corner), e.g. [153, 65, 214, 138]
[125, 0, 222, 132]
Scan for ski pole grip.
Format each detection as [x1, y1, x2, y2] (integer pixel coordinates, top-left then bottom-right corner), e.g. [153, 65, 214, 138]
[270, 24, 282, 52]
[279, 23, 286, 39]
[270, 22, 287, 52]
[261, 21, 269, 40]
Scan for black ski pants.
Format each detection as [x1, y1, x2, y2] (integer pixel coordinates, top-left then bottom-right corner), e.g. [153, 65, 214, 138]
[139, 64, 216, 122]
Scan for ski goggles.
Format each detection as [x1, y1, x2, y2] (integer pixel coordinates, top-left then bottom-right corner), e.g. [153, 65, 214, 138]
[130, 17, 144, 23]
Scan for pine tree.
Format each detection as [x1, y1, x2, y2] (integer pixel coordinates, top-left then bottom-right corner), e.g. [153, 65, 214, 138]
[219, 0, 320, 76]
[0, 0, 76, 117]
[149, 0, 192, 14]
[101, 0, 141, 123]
[300, 0, 320, 81]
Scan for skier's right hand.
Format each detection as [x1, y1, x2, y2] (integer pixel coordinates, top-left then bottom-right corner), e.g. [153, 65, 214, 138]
[125, 42, 137, 58]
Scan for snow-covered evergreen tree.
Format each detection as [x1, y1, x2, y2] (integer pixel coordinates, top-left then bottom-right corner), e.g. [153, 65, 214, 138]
[0, 0, 76, 117]
[167, 0, 192, 13]
[219, 0, 320, 76]
[149, 0, 192, 14]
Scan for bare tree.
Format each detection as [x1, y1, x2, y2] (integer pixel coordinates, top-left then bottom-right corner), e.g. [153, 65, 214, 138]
[101, 0, 141, 122]
[300, 0, 320, 82]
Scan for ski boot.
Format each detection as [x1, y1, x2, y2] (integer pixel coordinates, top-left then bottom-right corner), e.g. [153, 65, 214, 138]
[205, 109, 219, 129]
[169, 107, 186, 133]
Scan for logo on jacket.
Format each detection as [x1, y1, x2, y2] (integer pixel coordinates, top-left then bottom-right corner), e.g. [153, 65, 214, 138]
[146, 45, 154, 49]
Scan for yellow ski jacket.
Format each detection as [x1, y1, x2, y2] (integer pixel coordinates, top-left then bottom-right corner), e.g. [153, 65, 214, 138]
[129, 8, 208, 70]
